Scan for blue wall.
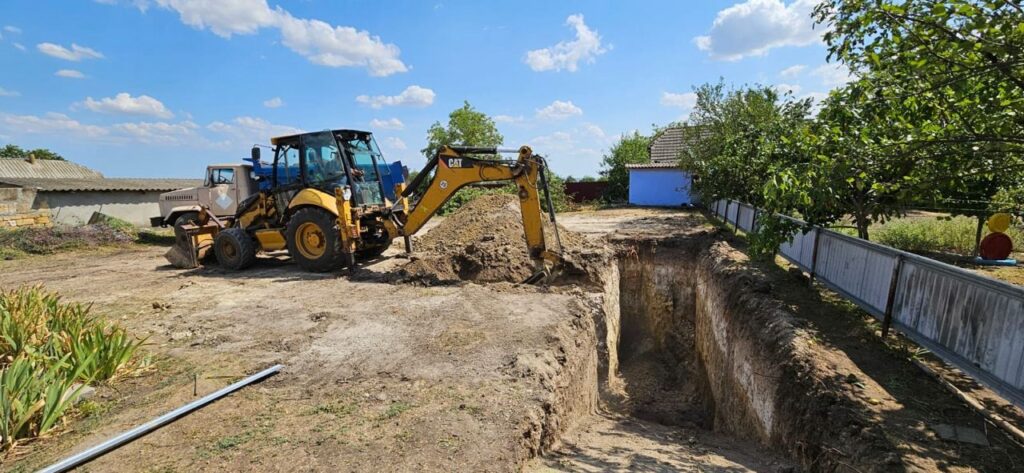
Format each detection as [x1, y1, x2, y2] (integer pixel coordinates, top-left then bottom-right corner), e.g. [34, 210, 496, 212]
[628, 168, 694, 206]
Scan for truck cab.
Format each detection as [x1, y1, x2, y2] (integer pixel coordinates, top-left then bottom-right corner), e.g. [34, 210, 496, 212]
[152, 164, 256, 228]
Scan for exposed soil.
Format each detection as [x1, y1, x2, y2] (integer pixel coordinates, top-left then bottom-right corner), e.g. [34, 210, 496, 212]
[0, 246, 597, 472]
[1, 206, 1021, 472]
[400, 195, 600, 285]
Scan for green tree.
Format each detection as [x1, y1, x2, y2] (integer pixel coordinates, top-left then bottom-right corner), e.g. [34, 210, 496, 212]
[1, 144, 64, 161]
[599, 132, 650, 202]
[580, 176, 598, 182]
[813, 0, 1024, 247]
[418, 101, 567, 214]
[682, 82, 813, 207]
[421, 101, 503, 159]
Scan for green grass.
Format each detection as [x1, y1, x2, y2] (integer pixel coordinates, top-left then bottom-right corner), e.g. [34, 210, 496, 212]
[0, 286, 145, 449]
[379, 401, 412, 420]
[874, 215, 1022, 255]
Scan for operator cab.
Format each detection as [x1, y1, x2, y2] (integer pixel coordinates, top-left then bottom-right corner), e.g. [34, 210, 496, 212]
[261, 129, 390, 209]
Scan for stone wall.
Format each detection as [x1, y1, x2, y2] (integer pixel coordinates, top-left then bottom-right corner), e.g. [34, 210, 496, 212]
[0, 209, 51, 228]
[0, 186, 48, 227]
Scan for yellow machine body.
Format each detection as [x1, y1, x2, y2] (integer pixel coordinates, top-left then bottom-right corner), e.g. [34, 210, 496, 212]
[168, 133, 561, 280]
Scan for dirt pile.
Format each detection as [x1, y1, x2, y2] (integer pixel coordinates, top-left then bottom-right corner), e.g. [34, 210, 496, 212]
[400, 194, 605, 284]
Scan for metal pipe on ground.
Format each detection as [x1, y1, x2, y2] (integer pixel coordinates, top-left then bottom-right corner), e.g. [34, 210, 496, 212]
[39, 364, 283, 473]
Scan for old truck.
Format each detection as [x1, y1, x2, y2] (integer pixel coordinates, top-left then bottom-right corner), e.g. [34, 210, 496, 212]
[151, 163, 256, 236]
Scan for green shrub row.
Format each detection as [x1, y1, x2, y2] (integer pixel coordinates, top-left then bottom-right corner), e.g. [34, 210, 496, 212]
[0, 286, 145, 449]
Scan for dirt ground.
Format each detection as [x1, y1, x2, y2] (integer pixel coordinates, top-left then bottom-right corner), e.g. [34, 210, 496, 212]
[1, 206, 1022, 472]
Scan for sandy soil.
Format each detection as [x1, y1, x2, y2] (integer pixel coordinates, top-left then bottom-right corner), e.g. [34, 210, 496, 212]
[0, 244, 589, 472]
[2, 206, 1022, 472]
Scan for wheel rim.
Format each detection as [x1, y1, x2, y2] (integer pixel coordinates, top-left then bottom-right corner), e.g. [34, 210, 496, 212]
[295, 222, 326, 259]
[221, 241, 238, 259]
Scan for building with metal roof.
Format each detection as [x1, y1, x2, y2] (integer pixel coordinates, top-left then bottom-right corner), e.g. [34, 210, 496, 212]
[0, 157, 201, 227]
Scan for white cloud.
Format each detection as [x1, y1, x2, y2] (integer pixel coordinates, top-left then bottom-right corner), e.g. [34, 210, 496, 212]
[0, 112, 108, 138]
[528, 130, 604, 177]
[660, 92, 698, 110]
[578, 123, 607, 140]
[13, 43, 26, 51]
[263, 97, 284, 108]
[494, 114, 525, 124]
[37, 42, 105, 61]
[780, 64, 807, 78]
[0, 87, 19, 97]
[774, 83, 802, 95]
[356, 85, 435, 109]
[524, 14, 607, 72]
[94, 0, 150, 11]
[274, 11, 408, 77]
[144, 0, 408, 76]
[694, 0, 821, 61]
[80, 93, 174, 118]
[369, 118, 404, 130]
[154, 0, 276, 37]
[111, 120, 199, 144]
[4, 26, 21, 34]
[536, 100, 582, 120]
[55, 69, 86, 79]
[207, 116, 303, 145]
[811, 63, 852, 87]
[383, 137, 407, 150]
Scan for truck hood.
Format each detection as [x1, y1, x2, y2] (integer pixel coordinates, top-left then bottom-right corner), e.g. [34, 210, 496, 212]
[160, 186, 201, 202]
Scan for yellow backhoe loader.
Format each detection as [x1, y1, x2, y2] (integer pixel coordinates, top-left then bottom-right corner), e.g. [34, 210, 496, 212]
[167, 129, 562, 282]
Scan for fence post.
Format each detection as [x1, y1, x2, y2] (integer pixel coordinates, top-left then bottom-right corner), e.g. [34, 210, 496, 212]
[808, 227, 821, 285]
[751, 207, 760, 233]
[881, 255, 904, 338]
[725, 199, 733, 232]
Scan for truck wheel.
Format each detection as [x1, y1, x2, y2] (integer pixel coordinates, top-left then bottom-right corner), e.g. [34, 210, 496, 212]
[173, 212, 200, 246]
[286, 208, 346, 272]
[214, 228, 258, 270]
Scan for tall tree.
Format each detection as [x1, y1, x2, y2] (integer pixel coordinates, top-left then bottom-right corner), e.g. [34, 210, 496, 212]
[599, 132, 650, 202]
[421, 101, 503, 159]
[814, 0, 1024, 244]
[682, 82, 813, 207]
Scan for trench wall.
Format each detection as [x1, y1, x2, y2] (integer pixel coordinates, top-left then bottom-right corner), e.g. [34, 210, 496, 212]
[609, 236, 882, 471]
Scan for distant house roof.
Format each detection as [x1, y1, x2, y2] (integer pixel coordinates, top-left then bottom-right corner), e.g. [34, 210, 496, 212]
[0, 177, 201, 192]
[0, 158, 103, 179]
[626, 162, 681, 170]
[648, 126, 707, 164]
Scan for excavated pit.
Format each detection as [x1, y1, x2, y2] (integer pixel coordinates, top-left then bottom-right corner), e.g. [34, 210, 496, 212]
[526, 231, 899, 472]
[398, 201, 894, 470]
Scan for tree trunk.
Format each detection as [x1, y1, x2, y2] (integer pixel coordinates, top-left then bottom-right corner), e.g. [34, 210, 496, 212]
[854, 211, 870, 240]
[973, 214, 986, 257]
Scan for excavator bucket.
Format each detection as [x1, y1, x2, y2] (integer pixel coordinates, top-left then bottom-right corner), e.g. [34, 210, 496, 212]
[164, 208, 223, 269]
[164, 224, 218, 268]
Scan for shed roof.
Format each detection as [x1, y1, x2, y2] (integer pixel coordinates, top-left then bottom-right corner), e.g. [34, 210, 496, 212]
[626, 162, 683, 170]
[0, 177, 202, 192]
[648, 126, 707, 164]
[0, 158, 103, 179]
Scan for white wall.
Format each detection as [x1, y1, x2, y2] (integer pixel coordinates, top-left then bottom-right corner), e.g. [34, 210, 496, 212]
[35, 191, 164, 226]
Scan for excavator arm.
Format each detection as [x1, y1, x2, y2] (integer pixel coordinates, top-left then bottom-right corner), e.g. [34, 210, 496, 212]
[390, 145, 562, 279]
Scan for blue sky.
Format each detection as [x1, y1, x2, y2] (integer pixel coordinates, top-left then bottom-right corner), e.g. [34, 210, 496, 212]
[0, 0, 849, 179]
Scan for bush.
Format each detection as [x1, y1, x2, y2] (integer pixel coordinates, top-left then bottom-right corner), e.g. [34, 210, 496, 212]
[0, 222, 136, 258]
[0, 286, 145, 449]
[875, 216, 1023, 255]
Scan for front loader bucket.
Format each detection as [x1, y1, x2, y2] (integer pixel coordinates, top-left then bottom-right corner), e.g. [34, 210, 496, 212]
[164, 225, 217, 269]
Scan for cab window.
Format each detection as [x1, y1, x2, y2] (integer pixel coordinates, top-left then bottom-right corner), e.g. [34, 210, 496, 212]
[207, 168, 234, 186]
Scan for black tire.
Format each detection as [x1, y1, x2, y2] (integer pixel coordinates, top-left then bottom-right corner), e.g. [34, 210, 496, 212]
[214, 227, 258, 270]
[173, 211, 200, 246]
[286, 208, 347, 272]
